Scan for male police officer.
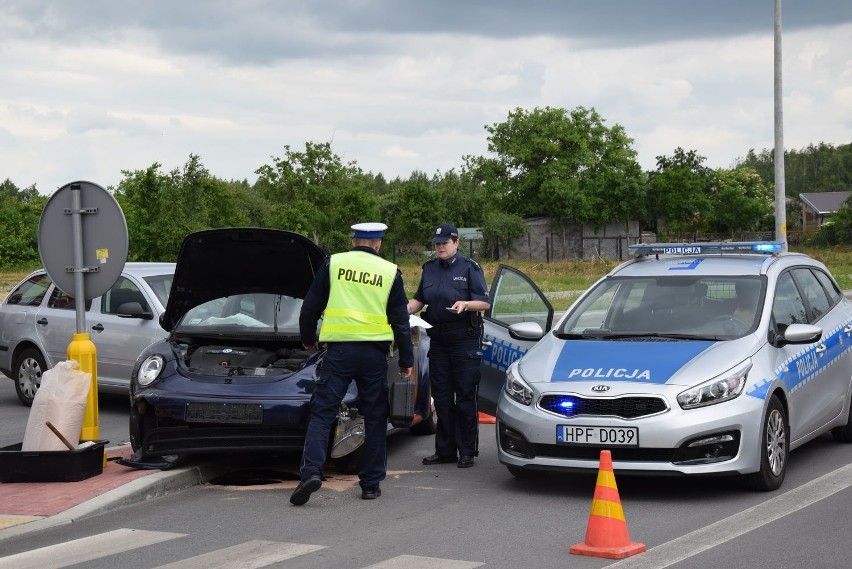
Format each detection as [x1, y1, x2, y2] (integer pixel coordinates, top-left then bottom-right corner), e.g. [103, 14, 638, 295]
[291, 222, 413, 505]
[407, 223, 490, 468]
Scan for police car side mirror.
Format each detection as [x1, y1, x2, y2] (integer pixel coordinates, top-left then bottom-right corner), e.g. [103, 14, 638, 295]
[508, 322, 545, 341]
[773, 323, 822, 347]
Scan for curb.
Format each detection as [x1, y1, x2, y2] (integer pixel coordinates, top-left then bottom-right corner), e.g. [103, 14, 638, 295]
[0, 460, 229, 542]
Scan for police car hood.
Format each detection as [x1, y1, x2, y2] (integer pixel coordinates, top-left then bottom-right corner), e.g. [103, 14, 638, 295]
[519, 336, 763, 388]
[161, 228, 325, 332]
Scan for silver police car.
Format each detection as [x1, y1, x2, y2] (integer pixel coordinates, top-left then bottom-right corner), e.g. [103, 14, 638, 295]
[479, 242, 852, 490]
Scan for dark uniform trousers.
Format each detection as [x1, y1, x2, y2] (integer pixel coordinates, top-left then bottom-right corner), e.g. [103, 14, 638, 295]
[299, 342, 389, 489]
[428, 326, 482, 458]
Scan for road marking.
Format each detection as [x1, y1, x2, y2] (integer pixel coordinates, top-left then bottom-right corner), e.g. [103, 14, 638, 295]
[605, 462, 852, 569]
[153, 540, 325, 568]
[362, 555, 484, 568]
[0, 515, 41, 530]
[0, 528, 185, 569]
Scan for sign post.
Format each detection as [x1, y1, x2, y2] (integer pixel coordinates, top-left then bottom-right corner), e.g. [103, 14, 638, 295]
[38, 181, 128, 453]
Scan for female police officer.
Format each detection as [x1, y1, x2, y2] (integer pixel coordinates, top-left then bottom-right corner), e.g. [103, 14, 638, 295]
[407, 223, 490, 468]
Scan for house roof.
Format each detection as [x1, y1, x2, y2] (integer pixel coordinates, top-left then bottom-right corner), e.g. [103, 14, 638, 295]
[799, 191, 851, 215]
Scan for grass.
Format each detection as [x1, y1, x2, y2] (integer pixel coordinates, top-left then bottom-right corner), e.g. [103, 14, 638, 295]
[2, 246, 851, 310]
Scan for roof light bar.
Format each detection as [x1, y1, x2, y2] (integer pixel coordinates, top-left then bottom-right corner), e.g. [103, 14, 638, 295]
[628, 242, 785, 257]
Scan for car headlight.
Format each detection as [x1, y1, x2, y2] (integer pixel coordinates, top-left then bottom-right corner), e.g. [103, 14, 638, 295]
[137, 355, 165, 387]
[677, 360, 751, 409]
[505, 363, 534, 406]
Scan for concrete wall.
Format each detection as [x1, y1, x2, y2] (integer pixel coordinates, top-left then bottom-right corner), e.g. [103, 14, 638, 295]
[506, 217, 641, 261]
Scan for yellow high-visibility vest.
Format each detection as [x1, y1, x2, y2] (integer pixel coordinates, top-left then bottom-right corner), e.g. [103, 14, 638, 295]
[319, 250, 396, 341]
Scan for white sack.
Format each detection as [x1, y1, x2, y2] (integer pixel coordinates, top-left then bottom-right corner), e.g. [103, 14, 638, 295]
[21, 360, 91, 451]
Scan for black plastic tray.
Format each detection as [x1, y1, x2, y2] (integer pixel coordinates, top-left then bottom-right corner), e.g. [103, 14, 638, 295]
[0, 440, 108, 483]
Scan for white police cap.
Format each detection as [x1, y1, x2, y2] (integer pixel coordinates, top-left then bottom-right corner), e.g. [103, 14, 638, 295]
[351, 222, 388, 239]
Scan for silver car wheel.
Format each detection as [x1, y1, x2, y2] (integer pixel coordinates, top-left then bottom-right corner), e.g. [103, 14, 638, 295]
[766, 408, 786, 476]
[17, 352, 44, 400]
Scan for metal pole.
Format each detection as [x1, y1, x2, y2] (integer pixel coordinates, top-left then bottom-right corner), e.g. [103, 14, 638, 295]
[774, 0, 788, 250]
[71, 184, 87, 331]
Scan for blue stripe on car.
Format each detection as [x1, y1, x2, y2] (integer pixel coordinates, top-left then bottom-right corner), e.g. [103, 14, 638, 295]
[483, 336, 528, 372]
[748, 318, 852, 400]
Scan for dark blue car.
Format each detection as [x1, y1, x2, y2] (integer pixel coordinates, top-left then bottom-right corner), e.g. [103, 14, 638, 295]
[127, 228, 434, 472]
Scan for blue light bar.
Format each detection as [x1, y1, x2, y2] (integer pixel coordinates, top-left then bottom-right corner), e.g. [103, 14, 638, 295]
[628, 242, 785, 257]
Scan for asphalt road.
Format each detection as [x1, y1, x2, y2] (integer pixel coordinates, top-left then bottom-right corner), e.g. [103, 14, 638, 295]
[2, 382, 852, 568]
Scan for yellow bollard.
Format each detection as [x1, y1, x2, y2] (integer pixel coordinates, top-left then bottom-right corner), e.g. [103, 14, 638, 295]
[67, 332, 105, 466]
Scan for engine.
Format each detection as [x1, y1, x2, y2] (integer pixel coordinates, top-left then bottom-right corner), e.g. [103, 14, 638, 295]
[186, 345, 314, 376]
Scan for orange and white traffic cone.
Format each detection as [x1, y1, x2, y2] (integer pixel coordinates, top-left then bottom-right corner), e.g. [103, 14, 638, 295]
[569, 450, 646, 559]
[477, 411, 496, 424]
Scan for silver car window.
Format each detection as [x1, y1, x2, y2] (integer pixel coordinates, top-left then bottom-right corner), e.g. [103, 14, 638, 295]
[5, 274, 51, 306]
[142, 274, 173, 307]
[791, 267, 830, 321]
[102, 277, 150, 315]
[772, 272, 807, 330]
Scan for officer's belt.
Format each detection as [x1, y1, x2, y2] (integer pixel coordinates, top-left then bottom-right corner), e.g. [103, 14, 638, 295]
[428, 320, 473, 332]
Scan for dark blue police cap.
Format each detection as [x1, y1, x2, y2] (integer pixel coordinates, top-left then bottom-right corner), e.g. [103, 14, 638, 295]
[432, 223, 459, 244]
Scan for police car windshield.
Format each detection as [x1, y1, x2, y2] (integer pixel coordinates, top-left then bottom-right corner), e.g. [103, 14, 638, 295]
[556, 275, 764, 340]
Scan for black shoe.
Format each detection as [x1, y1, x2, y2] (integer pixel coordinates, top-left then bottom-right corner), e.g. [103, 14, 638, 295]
[422, 453, 457, 465]
[361, 486, 381, 500]
[458, 456, 475, 468]
[290, 476, 322, 506]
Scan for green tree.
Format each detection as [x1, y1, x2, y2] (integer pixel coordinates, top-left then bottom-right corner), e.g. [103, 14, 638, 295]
[114, 163, 168, 260]
[115, 155, 248, 260]
[483, 106, 645, 229]
[736, 142, 852, 198]
[255, 142, 379, 253]
[646, 148, 713, 238]
[708, 167, 774, 235]
[0, 179, 46, 267]
[380, 171, 440, 252]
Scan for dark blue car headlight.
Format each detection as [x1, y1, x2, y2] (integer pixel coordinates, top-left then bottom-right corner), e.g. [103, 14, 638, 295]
[137, 355, 165, 386]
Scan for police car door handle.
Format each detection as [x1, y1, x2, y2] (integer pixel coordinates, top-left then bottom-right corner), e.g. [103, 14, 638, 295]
[816, 344, 827, 356]
[37, 317, 48, 326]
[845, 324, 852, 334]
[481, 339, 492, 348]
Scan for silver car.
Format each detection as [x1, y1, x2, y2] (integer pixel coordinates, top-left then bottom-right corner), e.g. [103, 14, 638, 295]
[0, 263, 175, 405]
[479, 242, 852, 490]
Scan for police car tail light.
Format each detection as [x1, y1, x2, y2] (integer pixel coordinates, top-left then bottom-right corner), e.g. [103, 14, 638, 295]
[677, 361, 751, 410]
[505, 365, 533, 406]
[137, 355, 165, 386]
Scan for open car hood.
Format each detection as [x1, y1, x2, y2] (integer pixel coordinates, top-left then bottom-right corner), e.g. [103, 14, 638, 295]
[161, 228, 326, 332]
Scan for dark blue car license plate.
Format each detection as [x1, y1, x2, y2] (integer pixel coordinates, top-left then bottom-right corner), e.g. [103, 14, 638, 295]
[185, 403, 263, 424]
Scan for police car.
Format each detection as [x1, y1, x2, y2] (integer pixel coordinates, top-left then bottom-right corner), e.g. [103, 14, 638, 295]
[479, 242, 852, 490]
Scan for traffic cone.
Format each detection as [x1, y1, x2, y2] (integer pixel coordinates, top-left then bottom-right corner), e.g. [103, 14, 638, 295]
[478, 411, 496, 424]
[569, 450, 646, 559]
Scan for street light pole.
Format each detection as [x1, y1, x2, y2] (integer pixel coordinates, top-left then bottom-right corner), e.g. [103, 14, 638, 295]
[774, 0, 788, 250]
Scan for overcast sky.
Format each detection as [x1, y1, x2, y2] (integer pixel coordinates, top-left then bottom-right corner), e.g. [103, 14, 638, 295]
[2, 1, 851, 195]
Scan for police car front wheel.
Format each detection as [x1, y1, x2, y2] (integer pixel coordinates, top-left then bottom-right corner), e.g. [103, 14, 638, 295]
[743, 396, 788, 491]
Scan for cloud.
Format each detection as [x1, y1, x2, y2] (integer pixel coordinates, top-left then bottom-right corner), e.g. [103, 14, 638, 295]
[0, 1, 850, 194]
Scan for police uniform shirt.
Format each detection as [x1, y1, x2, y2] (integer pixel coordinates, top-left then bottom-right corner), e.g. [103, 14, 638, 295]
[299, 246, 414, 368]
[413, 252, 489, 326]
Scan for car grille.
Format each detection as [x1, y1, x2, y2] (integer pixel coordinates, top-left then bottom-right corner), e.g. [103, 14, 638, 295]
[532, 443, 676, 462]
[537, 394, 667, 419]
